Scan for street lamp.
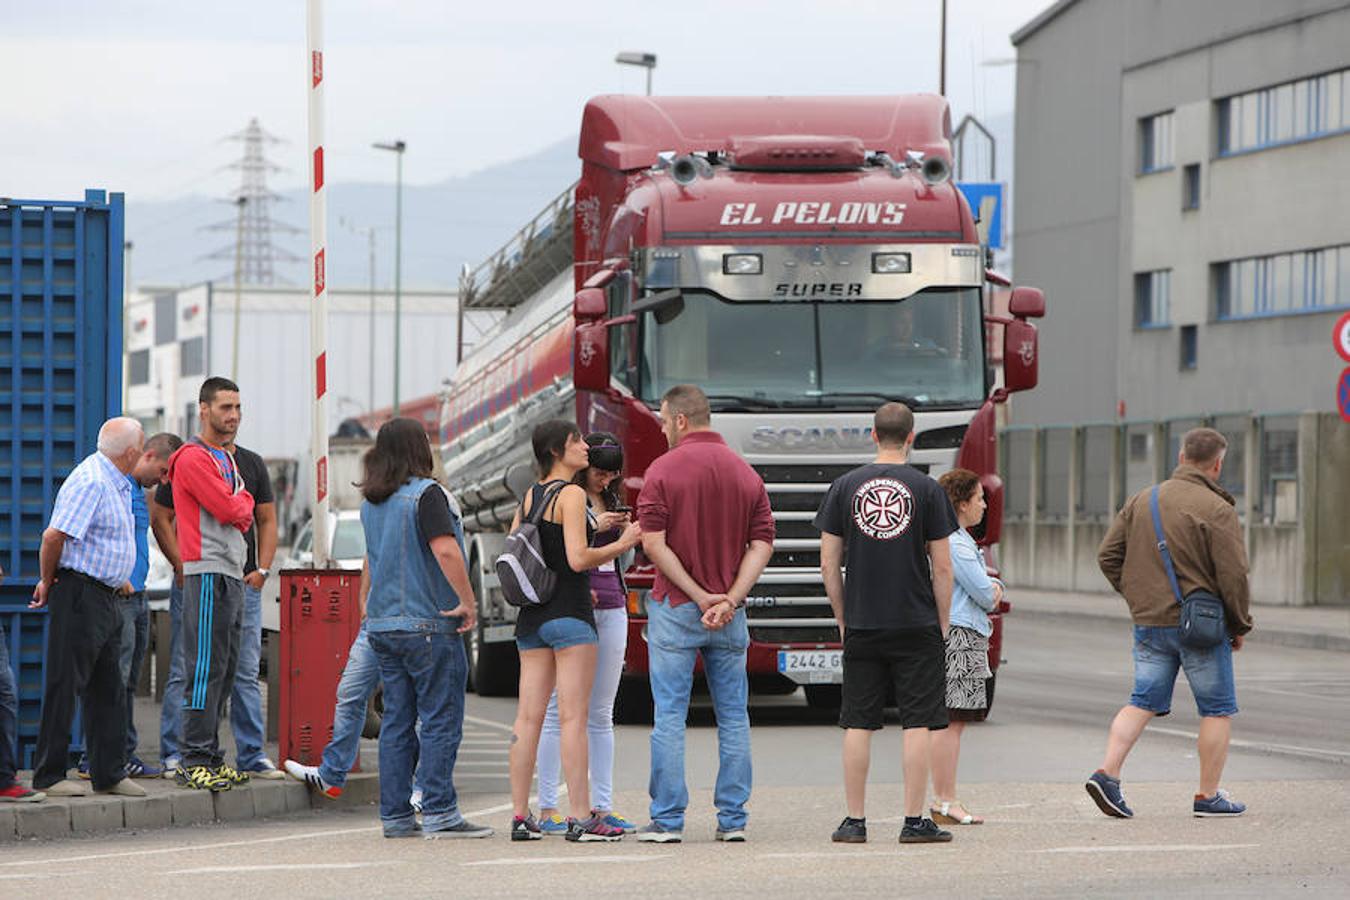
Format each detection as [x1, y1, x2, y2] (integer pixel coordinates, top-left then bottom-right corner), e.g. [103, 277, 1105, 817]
[614, 51, 657, 96]
[372, 139, 406, 414]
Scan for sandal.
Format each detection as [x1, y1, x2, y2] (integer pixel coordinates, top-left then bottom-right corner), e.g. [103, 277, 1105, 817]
[931, 800, 984, 825]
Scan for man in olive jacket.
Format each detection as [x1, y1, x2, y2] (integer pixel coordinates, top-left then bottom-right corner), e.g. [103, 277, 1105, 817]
[1086, 427, 1253, 820]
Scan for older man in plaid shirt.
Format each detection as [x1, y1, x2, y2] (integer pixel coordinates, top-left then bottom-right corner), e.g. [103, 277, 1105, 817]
[29, 418, 151, 798]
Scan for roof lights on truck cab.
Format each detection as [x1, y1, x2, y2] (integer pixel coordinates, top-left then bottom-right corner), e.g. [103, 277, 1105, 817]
[722, 253, 763, 275]
[871, 252, 912, 274]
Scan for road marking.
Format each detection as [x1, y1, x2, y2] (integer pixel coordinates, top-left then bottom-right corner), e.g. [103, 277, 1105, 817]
[464, 714, 515, 733]
[1148, 725, 1349, 763]
[166, 863, 389, 875]
[462, 856, 668, 867]
[0, 796, 531, 869]
[758, 852, 878, 859]
[1038, 843, 1260, 854]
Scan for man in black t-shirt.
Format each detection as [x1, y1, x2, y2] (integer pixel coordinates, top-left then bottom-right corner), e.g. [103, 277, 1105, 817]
[814, 402, 957, 845]
[154, 441, 281, 778]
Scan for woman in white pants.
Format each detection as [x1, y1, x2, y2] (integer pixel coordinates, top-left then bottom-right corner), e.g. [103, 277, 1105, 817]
[536, 433, 635, 834]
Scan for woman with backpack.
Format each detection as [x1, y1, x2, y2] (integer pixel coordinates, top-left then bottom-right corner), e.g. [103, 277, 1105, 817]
[358, 417, 491, 839]
[535, 433, 637, 836]
[508, 420, 641, 843]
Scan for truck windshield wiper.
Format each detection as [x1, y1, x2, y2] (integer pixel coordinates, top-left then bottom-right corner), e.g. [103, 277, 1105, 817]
[788, 392, 925, 408]
[704, 393, 784, 410]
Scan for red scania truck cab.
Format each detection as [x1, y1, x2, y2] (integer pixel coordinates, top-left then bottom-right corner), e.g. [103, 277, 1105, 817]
[441, 95, 1044, 717]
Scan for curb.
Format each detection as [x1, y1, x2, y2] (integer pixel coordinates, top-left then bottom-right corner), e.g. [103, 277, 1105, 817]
[1012, 605, 1350, 654]
[1, 772, 381, 843]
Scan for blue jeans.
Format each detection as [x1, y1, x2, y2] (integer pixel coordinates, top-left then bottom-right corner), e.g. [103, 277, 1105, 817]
[1129, 625, 1238, 718]
[646, 599, 752, 832]
[118, 592, 149, 759]
[230, 584, 267, 769]
[0, 623, 18, 788]
[368, 630, 467, 834]
[159, 582, 185, 764]
[318, 628, 381, 788]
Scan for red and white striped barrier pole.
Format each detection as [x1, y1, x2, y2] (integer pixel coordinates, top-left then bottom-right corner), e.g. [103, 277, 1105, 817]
[306, 0, 331, 567]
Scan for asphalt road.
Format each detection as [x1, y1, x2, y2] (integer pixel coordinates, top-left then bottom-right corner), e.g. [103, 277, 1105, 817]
[5, 614, 1347, 897]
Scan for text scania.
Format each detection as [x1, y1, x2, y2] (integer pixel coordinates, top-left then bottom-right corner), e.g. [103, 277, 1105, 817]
[720, 201, 906, 227]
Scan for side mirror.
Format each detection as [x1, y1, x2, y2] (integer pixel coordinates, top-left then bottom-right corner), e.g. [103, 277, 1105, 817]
[573, 288, 606, 322]
[972, 474, 1003, 546]
[1008, 286, 1045, 319]
[574, 321, 610, 393]
[1002, 319, 1039, 393]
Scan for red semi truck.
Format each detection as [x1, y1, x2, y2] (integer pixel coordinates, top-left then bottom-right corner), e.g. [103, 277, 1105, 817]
[440, 95, 1044, 718]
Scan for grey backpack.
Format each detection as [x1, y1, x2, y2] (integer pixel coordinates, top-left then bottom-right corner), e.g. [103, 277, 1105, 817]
[496, 481, 566, 608]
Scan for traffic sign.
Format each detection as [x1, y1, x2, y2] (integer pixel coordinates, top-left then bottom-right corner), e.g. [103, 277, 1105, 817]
[1334, 311, 1350, 363]
[956, 182, 1005, 249]
[1339, 368, 1350, 424]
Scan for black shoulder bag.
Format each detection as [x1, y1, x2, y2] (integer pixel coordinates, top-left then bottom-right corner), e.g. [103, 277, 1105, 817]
[1149, 485, 1227, 649]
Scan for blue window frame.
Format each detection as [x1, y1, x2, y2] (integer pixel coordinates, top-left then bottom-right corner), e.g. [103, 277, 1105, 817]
[1214, 244, 1350, 320]
[1216, 67, 1349, 156]
[1138, 111, 1174, 173]
[1134, 270, 1171, 327]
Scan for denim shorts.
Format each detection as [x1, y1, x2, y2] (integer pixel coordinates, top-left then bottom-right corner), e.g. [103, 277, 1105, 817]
[1129, 625, 1238, 718]
[515, 616, 598, 652]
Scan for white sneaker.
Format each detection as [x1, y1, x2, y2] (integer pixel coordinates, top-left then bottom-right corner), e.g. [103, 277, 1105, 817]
[161, 757, 182, 780]
[283, 759, 342, 799]
[410, 789, 424, 813]
[246, 758, 286, 780]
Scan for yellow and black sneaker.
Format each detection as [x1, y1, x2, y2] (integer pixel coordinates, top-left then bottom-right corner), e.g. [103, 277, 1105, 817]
[175, 765, 231, 792]
[216, 764, 251, 787]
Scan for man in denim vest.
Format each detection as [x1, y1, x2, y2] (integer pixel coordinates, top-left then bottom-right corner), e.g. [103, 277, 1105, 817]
[1090, 427, 1254, 819]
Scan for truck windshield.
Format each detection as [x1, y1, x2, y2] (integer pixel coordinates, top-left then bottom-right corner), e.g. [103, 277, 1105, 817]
[637, 288, 985, 410]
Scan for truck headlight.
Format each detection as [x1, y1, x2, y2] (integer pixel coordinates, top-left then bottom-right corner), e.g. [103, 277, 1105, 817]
[722, 253, 763, 275]
[871, 252, 911, 274]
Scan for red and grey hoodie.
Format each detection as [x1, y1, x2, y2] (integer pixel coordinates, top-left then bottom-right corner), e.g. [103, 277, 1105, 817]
[166, 437, 255, 578]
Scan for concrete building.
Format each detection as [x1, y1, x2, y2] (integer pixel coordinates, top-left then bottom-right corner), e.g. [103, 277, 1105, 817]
[123, 283, 459, 461]
[1010, 0, 1350, 425]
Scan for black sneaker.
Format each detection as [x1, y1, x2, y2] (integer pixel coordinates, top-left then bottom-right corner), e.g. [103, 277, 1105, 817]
[832, 816, 867, 843]
[424, 819, 494, 839]
[566, 815, 625, 842]
[511, 814, 543, 841]
[899, 818, 953, 843]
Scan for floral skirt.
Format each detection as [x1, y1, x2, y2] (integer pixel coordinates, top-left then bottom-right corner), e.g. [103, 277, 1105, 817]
[945, 625, 992, 720]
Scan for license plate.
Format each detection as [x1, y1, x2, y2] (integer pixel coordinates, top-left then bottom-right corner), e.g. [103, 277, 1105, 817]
[778, 650, 842, 684]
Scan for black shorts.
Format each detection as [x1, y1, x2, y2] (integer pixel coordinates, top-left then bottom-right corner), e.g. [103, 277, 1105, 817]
[839, 626, 949, 731]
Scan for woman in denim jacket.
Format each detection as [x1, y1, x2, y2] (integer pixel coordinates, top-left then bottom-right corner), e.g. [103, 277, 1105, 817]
[359, 417, 491, 839]
[929, 468, 1004, 827]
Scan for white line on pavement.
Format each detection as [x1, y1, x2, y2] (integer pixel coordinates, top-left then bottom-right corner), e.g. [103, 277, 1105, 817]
[463, 714, 515, 733]
[758, 852, 878, 859]
[166, 863, 390, 875]
[1038, 844, 1261, 854]
[1148, 726, 1349, 763]
[462, 856, 668, 867]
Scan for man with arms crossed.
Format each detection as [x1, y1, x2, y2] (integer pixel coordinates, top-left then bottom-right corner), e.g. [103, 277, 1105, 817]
[816, 402, 957, 844]
[1089, 427, 1252, 818]
[636, 385, 775, 844]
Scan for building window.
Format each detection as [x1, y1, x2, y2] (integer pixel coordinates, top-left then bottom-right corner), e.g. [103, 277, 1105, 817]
[1214, 243, 1349, 320]
[1182, 163, 1201, 210]
[1216, 67, 1348, 156]
[1138, 111, 1174, 173]
[1134, 270, 1171, 328]
[154, 294, 177, 345]
[129, 349, 151, 386]
[1179, 325, 1198, 370]
[181, 336, 205, 376]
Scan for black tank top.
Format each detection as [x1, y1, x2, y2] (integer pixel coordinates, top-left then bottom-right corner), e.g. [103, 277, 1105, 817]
[514, 480, 595, 636]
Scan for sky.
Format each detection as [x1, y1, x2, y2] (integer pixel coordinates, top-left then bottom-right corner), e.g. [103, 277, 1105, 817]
[1, 0, 1050, 202]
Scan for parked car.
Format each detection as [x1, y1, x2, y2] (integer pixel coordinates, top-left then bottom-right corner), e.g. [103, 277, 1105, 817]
[261, 510, 366, 633]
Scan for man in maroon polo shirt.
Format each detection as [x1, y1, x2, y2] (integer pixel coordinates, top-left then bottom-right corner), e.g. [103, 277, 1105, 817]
[635, 384, 775, 844]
